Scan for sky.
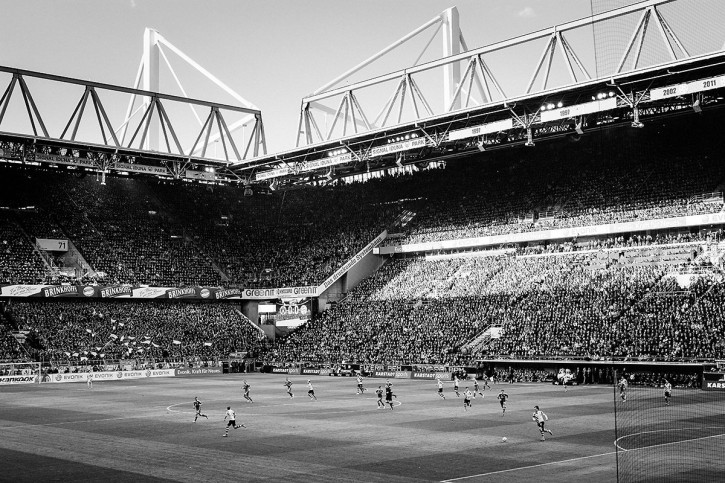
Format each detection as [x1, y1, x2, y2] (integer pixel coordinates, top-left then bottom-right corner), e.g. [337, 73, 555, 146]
[1, 0, 602, 155]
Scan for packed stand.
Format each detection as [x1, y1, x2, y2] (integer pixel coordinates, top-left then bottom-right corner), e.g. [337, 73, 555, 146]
[150, 178, 404, 288]
[263, 239, 725, 365]
[0, 211, 46, 284]
[6, 300, 270, 362]
[398, 119, 725, 245]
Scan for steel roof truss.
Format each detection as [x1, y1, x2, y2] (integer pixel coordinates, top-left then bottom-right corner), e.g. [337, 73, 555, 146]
[526, 35, 556, 94]
[0, 76, 17, 129]
[155, 99, 183, 155]
[216, 109, 242, 161]
[187, 106, 215, 157]
[408, 76, 435, 117]
[617, 9, 650, 73]
[18, 75, 48, 137]
[90, 88, 120, 147]
[326, 95, 349, 141]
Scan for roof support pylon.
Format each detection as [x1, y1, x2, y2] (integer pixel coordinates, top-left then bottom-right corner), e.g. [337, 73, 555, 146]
[142, 29, 161, 150]
[441, 7, 462, 111]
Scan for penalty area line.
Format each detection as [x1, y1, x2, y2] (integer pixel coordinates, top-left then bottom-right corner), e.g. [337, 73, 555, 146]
[440, 451, 617, 482]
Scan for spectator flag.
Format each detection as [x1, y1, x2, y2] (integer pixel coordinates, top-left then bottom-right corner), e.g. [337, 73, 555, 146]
[152, 342, 159, 348]
[123, 341, 129, 346]
[80, 356, 87, 362]
[64, 352, 71, 357]
[203, 342, 213, 347]
[172, 340, 182, 345]
[110, 318, 116, 324]
[127, 336, 135, 341]
[118, 322, 125, 327]
[137, 348, 144, 353]
[85, 328, 92, 334]
[72, 352, 79, 357]
[90, 351, 97, 356]
[99, 353, 104, 358]
[141, 340, 151, 345]
[110, 334, 118, 339]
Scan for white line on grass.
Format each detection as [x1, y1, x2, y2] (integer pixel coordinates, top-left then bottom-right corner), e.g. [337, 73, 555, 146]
[614, 427, 725, 452]
[440, 451, 617, 482]
[0, 414, 160, 430]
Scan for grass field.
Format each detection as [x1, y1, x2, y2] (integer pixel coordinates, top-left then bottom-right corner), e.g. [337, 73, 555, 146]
[1, 374, 717, 482]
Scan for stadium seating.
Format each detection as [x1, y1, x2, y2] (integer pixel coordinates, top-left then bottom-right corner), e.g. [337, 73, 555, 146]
[6, 301, 270, 362]
[264, 240, 725, 365]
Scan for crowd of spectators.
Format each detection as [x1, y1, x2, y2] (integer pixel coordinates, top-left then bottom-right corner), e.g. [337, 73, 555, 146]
[1, 113, 724, 291]
[0, 168, 404, 288]
[0, 212, 46, 285]
[396, 127, 725, 245]
[5, 300, 269, 362]
[264, 239, 725, 366]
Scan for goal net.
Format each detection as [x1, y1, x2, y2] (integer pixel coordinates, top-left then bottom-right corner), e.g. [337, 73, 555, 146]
[614, 371, 725, 482]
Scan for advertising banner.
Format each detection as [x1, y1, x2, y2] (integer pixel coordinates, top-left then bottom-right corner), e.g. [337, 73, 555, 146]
[702, 372, 725, 391]
[372, 371, 397, 378]
[174, 367, 222, 376]
[369, 137, 426, 158]
[271, 367, 289, 374]
[1, 284, 246, 300]
[301, 368, 321, 375]
[243, 286, 317, 300]
[0, 375, 38, 385]
[411, 372, 439, 380]
[394, 371, 412, 379]
[47, 369, 176, 383]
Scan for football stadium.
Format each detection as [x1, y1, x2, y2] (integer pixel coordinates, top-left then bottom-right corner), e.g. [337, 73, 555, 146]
[2, 1, 725, 481]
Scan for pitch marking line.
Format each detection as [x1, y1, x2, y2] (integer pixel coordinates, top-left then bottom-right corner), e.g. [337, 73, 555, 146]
[614, 426, 725, 452]
[0, 413, 161, 430]
[440, 451, 617, 482]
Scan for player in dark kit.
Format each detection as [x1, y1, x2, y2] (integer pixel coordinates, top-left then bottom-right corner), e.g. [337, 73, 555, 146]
[193, 397, 208, 422]
[385, 383, 395, 410]
[242, 380, 253, 403]
[376, 386, 385, 409]
[386, 380, 397, 399]
[497, 390, 509, 416]
[482, 374, 491, 390]
[284, 377, 294, 398]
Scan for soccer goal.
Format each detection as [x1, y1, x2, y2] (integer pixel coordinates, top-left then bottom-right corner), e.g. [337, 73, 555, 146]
[613, 371, 725, 482]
